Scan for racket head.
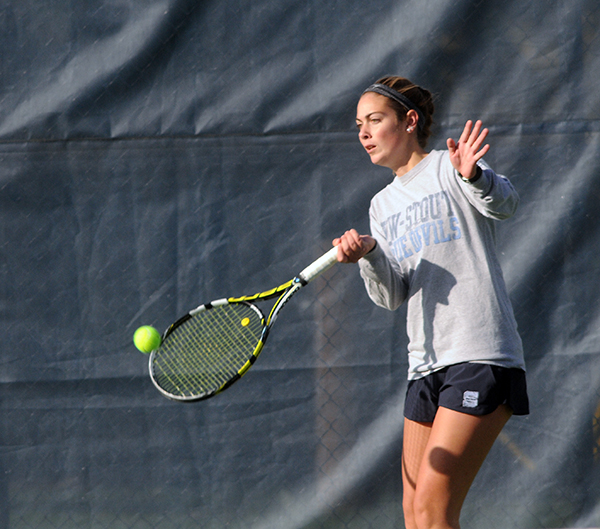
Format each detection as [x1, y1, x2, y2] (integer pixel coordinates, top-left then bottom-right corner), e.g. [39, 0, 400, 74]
[149, 300, 266, 401]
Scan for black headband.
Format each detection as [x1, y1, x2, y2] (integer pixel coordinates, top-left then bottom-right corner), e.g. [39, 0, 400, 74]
[363, 83, 425, 130]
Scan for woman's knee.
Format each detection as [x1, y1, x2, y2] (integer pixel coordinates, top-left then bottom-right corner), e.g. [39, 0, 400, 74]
[402, 494, 417, 527]
[412, 487, 460, 529]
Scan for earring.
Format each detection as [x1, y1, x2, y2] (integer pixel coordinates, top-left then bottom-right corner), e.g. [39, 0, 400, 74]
[407, 127, 414, 133]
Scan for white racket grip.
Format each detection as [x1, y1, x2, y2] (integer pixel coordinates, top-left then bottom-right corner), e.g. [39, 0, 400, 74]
[298, 246, 339, 284]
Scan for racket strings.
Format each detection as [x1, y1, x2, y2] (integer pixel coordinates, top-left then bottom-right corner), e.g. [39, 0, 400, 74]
[173, 308, 259, 380]
[151, 303, 265, 398]
[156, 309, 261, 394]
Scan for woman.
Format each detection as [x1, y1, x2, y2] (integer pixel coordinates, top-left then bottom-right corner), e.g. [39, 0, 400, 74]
[334, 77, 528, 529]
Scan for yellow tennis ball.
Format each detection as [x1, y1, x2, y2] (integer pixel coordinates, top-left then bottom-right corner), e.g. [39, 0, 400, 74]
[133, 325, 161, 353]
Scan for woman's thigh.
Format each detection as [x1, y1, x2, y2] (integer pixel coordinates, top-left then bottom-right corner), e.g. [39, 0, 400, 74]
[413, 405, 513, 525]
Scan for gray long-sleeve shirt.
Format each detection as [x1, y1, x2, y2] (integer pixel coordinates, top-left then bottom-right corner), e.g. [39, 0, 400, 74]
[358, 150, 525, 380]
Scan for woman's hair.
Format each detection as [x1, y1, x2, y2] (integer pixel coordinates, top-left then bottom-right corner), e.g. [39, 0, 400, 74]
[373, 76, 434, 148]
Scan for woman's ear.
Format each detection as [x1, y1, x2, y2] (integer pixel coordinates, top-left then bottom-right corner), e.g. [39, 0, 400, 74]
[405, 109, 419, 132]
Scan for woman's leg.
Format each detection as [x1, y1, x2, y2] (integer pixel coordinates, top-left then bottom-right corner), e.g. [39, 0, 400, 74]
[402, 418, 433, 529]
[404, 404, 512, 529]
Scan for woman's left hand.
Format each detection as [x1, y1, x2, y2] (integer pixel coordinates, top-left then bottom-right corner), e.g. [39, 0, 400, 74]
[447, 120, 490, 179]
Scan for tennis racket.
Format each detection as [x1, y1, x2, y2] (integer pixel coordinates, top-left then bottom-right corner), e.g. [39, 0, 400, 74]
[148, 246, 339, 402]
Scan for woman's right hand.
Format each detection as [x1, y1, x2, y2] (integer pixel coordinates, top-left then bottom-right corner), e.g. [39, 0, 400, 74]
[332, 229, 376, 263]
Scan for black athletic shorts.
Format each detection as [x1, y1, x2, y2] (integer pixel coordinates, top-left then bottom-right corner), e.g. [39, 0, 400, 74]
[404, 362, 529, 422]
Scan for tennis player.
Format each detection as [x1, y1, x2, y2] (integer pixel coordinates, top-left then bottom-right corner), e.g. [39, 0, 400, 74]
[334, 76, 528, 529]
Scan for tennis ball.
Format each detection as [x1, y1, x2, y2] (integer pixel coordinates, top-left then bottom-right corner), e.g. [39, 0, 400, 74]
[133, 325, 161, 353]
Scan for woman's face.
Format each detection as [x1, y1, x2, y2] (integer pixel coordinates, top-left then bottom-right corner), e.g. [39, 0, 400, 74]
[355, 92, 409, 173]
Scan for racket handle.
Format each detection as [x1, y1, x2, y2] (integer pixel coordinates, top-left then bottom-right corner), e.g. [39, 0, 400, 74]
[298, 246, 338, 284]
